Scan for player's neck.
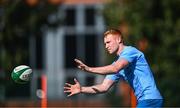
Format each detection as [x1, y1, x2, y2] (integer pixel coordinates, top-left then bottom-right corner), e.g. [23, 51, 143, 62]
[116, 44, 125, 55]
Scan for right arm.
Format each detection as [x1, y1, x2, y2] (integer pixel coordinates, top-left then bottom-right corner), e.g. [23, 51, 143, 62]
[64, 78, 114, 97]
[81, 78, 114, 94]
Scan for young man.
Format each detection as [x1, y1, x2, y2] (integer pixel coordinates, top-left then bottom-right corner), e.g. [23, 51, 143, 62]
[64, 29, 163, 107]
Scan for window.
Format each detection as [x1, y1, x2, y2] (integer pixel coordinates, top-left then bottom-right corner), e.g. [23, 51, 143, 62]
[61, 5, 104, 99]
[64, 35, 77, 68]
[85, 34, 97, 66]
[64, 8, 76, 26]
[85, 8, 95, 26]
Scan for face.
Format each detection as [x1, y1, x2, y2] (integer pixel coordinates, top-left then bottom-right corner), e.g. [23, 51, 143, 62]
[104, 34, 121, 54]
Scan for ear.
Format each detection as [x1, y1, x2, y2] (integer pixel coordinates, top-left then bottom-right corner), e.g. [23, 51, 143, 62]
[117, 36, 122, 43]
[119, 38, 122, 43]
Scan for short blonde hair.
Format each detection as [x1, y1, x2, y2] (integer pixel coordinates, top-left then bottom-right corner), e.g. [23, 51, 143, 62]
[104, 28, 124, 42]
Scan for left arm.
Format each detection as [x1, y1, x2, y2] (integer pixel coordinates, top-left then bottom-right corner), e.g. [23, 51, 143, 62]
[74, 58, 129, 75]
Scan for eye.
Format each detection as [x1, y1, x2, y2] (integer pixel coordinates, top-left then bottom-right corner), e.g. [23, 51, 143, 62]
[104, 42, 108, 46]
[106, 41, 110, 44]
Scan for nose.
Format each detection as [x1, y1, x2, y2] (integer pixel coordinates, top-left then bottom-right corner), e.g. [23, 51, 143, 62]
[106, 44, 109, 49]
[105, 44, 108, 49]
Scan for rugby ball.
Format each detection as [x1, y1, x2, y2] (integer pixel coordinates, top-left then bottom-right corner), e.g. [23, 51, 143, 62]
[11, 65, 32, 84]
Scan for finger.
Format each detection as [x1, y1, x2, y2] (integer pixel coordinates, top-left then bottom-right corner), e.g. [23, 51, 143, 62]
[74, 59, 82, 64]
[78, 66, 81, 69]
[65, 83, 72, 87]
[67, 93, 73, 97]
[74, 78, 78, 83]
[64, 90, 71, 93]
[64, 87, 70, 90]
[74, 59, 79, 63]
[78, 66, 84, 70]
[74, 58, 79, 62]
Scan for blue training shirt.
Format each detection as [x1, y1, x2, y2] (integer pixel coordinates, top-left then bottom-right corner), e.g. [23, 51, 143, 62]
[105, 46, 163, 101]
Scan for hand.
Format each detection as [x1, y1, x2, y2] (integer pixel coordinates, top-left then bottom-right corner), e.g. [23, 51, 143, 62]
[74, 59, 89, 71]
[64, 78, 81, 97]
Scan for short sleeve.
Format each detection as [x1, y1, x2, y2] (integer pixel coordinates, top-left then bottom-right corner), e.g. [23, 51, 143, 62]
[105, 74, 119, 82]
[119, 47, 139, 63]
[105, 73, 124, 82]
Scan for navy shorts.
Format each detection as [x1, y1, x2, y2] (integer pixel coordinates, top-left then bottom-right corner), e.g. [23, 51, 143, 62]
[137, 99, 163, 108]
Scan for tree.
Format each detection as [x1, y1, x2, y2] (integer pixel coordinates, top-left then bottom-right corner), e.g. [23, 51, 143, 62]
[0, 0, 62, 99]
[103, 0, 180, 106]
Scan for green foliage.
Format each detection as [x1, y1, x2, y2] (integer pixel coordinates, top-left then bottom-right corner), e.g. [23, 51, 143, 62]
[0, 0, 61, 73]
[0, 0, 61, 98]
[103, 0, 180, 106]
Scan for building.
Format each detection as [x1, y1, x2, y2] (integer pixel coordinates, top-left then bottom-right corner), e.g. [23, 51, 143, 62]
[43, 0, 106, 100]
[28, 0, 108, 106]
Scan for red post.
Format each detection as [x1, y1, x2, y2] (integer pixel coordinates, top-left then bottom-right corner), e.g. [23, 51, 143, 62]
[41, 74, 47, 108]
[131, 90, 137, 108]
